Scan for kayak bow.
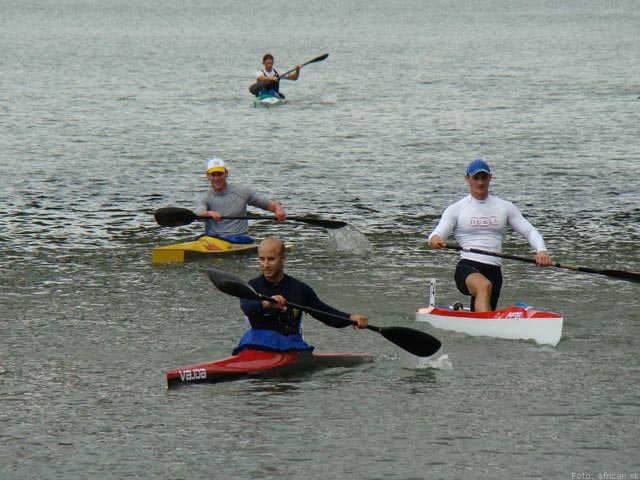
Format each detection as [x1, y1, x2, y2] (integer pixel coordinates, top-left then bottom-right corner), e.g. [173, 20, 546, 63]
[416, 279, 563, 346]
[166, 349, 373, 387]
[152, 236, 258, 264]
[416, 304, 563, 346]
[253, 93, 286, 107]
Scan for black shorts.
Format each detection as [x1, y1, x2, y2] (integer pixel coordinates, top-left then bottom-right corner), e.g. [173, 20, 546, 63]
[454, 259, 503, 311]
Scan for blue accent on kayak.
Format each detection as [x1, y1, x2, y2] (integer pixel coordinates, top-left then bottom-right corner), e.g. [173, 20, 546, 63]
[514, 302, 559, 313]
[232, 329, 315, 355]
[257, 88, 284, 99]
[196, 232, 255, 244]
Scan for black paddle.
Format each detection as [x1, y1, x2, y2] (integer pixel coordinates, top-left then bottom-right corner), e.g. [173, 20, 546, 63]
[207, 269, 442, 357]
[248, 53, 329, 96]
[444, 243, 640, 283]
[154, 207, 347, 230]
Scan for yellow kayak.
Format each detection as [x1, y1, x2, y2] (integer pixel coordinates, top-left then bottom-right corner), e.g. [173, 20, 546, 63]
[152, 236, 258, 264]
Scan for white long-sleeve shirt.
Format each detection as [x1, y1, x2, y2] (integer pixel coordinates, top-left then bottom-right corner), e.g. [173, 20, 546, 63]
[428, 194, 547, 266]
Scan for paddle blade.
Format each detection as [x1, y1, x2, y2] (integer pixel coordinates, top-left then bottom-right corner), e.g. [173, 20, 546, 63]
[377, 326, 441, 357]
[288, 216, 347, 229]
[248, 82, 263, 95]
[207, 269, 261, 300]
[600, 269, 640, 283]
[305, 53, 329, 65]
[155, 207, 200, 227]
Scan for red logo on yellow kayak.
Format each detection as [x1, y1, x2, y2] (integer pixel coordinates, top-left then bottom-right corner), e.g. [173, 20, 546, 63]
[203, 241, 222, 251]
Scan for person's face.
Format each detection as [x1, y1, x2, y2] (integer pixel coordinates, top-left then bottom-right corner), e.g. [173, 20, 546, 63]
[206, 170, 228, 192]
[259, 242, 286, 282]
[263, 58, 274, 71]
[465, 171, 492, 199]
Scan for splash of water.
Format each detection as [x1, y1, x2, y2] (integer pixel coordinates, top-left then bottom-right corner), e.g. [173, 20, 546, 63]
[399, 351, 452, 370]
[327, 225, 373, 255]
[320, 91, 338, 104]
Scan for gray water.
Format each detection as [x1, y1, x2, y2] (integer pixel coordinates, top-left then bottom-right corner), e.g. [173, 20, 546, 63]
[1, 0, 639, 478]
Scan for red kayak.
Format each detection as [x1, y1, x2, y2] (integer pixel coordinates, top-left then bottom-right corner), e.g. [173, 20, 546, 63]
[166, 349, 374, 388]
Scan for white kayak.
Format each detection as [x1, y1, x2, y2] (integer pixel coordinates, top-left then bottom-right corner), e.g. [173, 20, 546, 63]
[253, 93, 285, 107]
[415, 279, 563, 346]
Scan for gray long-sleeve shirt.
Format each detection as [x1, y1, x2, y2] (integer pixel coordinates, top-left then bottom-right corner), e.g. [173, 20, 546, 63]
[195, 184, 271, 236]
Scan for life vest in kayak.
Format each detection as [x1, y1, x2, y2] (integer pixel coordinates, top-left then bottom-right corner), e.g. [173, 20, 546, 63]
[257, 69, 284, 98]
[200, 232, 254, 244]
[232, 329, 314, 355]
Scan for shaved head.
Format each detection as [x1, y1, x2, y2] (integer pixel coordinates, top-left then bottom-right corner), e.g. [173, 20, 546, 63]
[258, 237, 286, 282]
[259, 236, 286, 256]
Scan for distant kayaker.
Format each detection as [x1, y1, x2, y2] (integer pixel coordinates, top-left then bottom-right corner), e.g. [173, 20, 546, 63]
[427, 159, 553, 312]
[233, 237, 368, 354]
[254, 53, 300, 99]
[195, 158, 286, 242]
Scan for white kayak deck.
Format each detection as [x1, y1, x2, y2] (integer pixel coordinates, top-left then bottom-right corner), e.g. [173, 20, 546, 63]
[416, 304, 563, 346]
[253, 94, 286, 107]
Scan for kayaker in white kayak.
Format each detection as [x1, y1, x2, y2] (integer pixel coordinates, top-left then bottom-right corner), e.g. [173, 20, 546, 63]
[234, 237, 368, 354]
[427, 159, 553, 312]
[195, 158, 286, 242]
[255, 53, 300, 99]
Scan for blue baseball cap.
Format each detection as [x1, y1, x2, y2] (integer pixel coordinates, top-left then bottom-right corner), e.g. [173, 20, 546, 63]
[467, 159, 491, 176]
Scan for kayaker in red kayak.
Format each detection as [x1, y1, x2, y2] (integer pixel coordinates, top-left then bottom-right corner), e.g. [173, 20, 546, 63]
[196, 157, 286, 242]
[427, 159, 553, 312]
[254, 53, 300, 99]
[233, 237, 368, 354]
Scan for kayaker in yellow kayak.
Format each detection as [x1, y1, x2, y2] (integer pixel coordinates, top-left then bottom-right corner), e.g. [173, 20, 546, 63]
[233, 237, 368, 354]
[195, 158, 286, 242]
[427, 159, 553, 312]
[254, 53, 300, 99]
